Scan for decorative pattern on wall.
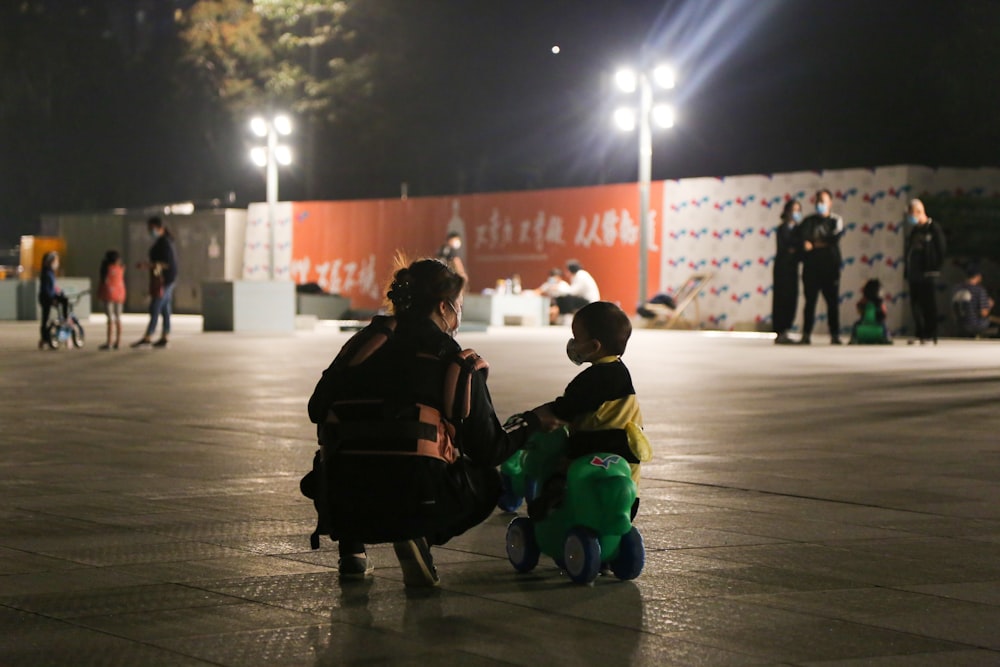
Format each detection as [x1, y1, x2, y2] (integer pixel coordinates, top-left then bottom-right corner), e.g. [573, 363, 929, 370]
[661, 166, 1000, 334]
[242, 201, 293, 281]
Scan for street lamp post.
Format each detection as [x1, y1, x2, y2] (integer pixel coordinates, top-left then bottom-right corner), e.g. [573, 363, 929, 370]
[613, 66, 675, 309]
[250, 115, 293, 279]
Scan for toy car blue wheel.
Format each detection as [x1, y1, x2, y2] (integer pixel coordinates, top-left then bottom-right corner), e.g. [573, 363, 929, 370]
[497, 473, 523, 512]
[506, 517, 539, 572]
[609, 526, 645, 581]
[563, 526, 601, 584]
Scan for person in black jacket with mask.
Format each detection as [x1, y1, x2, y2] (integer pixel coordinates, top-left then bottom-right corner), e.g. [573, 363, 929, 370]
[904, 198, 946, 345]
[797, 189, 845, 345]
[306, 257, 545, 587]
[131, 217, 179, 349]
[773, 199, 802, 344]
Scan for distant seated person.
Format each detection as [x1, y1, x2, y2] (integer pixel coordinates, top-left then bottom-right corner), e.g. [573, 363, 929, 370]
[534, 267, 571, 325]
[849, 278, 892, 344]
[637, 293, 677, 320]
[953, 264, 1000, 338]
[554, 259, 600, 321]
[535, 267, 571, 298]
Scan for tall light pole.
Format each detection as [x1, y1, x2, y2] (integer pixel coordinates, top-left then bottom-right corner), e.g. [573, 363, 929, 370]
[613, 65, 675, 308]
[250, 114, 293, 279]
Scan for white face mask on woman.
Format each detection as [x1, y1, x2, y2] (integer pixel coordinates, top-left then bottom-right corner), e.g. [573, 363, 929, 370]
[447, 300, 462, 337]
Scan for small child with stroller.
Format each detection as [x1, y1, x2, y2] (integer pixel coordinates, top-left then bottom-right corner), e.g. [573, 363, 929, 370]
[98, 250, 126, 350]
[849, 278, 892, 344]
[531, 301, 652, 519]
[38, 251, 69, 350]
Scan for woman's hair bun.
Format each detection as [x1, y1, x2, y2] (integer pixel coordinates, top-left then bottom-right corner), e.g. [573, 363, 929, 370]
[387, 270, 414, 312]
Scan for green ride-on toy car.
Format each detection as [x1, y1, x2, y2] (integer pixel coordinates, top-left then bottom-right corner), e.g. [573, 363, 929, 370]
[499, 427, 645, 585]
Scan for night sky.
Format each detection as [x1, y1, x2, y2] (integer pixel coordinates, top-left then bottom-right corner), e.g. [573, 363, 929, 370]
[2, 0, 999, 246]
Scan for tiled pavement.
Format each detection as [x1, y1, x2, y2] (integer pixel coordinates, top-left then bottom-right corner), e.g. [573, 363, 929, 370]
[2, 315, 999, 666]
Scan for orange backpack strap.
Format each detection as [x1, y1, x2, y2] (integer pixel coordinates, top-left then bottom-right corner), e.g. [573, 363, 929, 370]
[443, 349, 489, 423]
[347, 317, 396, 367]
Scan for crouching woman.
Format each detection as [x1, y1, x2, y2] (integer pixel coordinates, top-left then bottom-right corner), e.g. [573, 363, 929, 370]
[305, 257, 540, 587]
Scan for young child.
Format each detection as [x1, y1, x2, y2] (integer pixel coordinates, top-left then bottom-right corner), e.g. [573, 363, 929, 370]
[98, 250, 126, 350]
[38, 251, 69, 349]
[850, 278, 892, 344]
[533, 301, 652, 517]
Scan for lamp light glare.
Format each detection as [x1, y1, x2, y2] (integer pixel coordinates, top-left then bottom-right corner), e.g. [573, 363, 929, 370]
[653, 65, 675, 89]
[614, 68, 637, 93]
[250, 147, 268, 167]
[613, 107, 636, 131]
[275, 145, 293, 166]
[551, 45, 560, 54]
[166, 202, 195, 215]
[250, 117, 268, 137]
[273, 114, 292, 136]
[652, 104, 675, 128]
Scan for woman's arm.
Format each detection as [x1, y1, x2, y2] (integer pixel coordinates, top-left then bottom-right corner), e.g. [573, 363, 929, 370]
[459, 370, 539, 466]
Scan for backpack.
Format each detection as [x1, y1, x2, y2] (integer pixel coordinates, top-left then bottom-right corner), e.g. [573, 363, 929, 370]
[301, 317, 489, 548]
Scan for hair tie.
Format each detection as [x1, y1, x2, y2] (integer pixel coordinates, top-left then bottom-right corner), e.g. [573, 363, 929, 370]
[388, 279, 414, 312]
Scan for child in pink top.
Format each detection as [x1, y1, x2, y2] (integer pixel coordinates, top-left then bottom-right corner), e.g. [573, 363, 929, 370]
[98, 250, 126, 350]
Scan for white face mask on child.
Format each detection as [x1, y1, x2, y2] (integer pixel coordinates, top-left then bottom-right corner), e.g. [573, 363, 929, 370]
[566, 338, 585, 366]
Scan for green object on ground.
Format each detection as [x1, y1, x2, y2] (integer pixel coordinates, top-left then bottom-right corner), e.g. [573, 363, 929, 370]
[500, 427, 640, 580]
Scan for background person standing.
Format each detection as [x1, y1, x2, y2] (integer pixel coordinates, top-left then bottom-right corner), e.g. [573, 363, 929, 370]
[97, 249, 126, 350]
[37, 251, 68, 349]
[797, 189, 845, 345]
[131, 217, 178, 349]
[773, 199, 802, 344]
[904, 198, 946, 345]
[435, 231, 467, 284]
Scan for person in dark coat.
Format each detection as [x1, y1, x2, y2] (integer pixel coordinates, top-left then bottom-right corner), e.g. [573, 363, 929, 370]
[773, 199, 802, 344]
[797, 189, 845, 345]
[131, 217, 179, 348]
[904, 198, 946, 345]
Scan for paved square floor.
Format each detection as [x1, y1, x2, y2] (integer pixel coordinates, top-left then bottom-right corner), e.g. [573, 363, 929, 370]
[2, 315, 999, 666]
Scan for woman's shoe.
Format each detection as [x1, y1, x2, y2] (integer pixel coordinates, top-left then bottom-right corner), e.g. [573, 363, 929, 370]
[98, 343, 111, 350]
[152, 338, 169, 348]
[338, 554, 374, 580]
[130, 338, 152, 348]
[393, 538, 439, 587]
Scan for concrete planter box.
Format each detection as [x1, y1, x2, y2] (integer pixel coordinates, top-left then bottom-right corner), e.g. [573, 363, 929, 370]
[296, 293, 351, 320]
[463, 293, 550, 327]
[201, 280, 295, 332]
[0, 281, 18, 320]
[9, 278, 92, 320]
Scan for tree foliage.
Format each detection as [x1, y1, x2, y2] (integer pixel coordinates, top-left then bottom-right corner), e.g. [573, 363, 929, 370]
[178, 0, 376, 122]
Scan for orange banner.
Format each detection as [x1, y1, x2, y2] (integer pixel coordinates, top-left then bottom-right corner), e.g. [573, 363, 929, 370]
[290, 182, 662, 312]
